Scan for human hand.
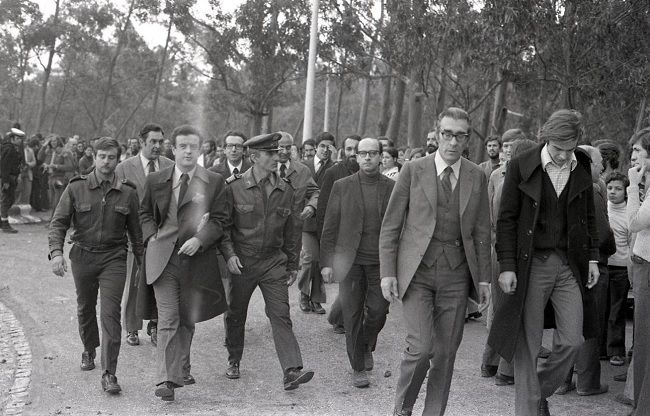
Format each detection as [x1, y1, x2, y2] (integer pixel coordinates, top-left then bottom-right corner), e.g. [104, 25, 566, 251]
[227, 256, 243, 275]
[178, 237, 202, 256]
[478, 284, 491, 308]
[381, 277, 399, 302]
[586, 263, 600, 289]
[299, 206, 315, 220]
[629, 162, 648, 187]
[287, 270, 298, 286]
[1, 182, 9, 191]
[321, 267, 333, 283]
[498, 271, 517, 295]
[51, 255, 67, 277]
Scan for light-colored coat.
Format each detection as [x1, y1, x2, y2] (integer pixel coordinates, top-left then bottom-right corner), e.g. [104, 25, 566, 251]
[115, 155, 174, 202]
[379, 154, 491, 301]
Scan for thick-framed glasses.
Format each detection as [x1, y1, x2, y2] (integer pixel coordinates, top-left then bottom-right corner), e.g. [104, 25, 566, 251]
[225, 144, 244, 150]
[440, 130, 470, 142]
[357, 150, 380, 158]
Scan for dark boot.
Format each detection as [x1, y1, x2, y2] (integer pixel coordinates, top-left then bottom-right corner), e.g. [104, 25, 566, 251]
[1, 219, 17, 233]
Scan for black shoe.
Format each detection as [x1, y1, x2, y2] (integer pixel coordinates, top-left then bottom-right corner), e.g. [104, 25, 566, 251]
[614, 393, 634, 407]
[226, 361, 240, 379]
[577, 383, 608, 396]
[538, 398, 551, 416]
[150, 327, 157, 347]
[538, 346, 551, 359]
[126, 331, 140, 346]
[101, 372, 121, 394]
[81, 351, 95, 371]
[614, 372, 627, 382]
[554, 380, 575, 394]
[466, 311, 482, 320]
[333, 324, 345, 334]
[155, 381, 175, 401]
[299, 294, 311, 312]
[394, 409, 413, 416]
[1, 220, 17, 233]
[495, 373, 515, 386]
[364, 351, 374, 371]
[311, 302, 326, 314]
[352, 370, 370, 388]
[283, 368, 314, 390]
[481, 364, 498, 378]
[183, 374, 195, 385]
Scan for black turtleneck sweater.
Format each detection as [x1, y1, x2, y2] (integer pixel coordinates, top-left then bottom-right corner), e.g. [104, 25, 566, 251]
[354, 169, 381, 265]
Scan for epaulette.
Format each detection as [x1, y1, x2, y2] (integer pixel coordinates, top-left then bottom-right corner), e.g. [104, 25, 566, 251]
[226, 173, 242, 184]
[121, 178, 136, 189]
[69, 175, 87, 183]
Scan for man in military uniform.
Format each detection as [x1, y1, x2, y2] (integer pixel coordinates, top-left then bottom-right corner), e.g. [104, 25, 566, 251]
[48, 137, 143, 394]
[221, 132, 314, 390]
[1, 127, 25, 233]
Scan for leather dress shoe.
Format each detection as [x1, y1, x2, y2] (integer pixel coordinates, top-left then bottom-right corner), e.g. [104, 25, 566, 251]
[311, 302, 326, 314]
[126, 331, 140, 346]
[538, 346, 551, 359]
[577, 383, 608, 396]
[352, 370, 370, 388]
[226, 361, 240, 379]
[81, 351, 96, 371]
[614, 372, 627, 382]
[101, 372, 121, 394]
[155, 381, 175, 401]
[481, 364, 498, 378]
[364, 351, 374, 371]
[283, 368, 314, 390]
[183, 374, 195, 385]
[299, 293, 311, 312]
[394, 409, 413, 416]
[614, 393, 634, 407]
[538, 398, 551, 416]
[333, 324, 345, 334]
[554, 381, 575, 395]
[495, 373, 515, 386]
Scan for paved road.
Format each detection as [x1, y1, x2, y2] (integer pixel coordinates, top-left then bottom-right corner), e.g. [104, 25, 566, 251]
[0, 223, 634, 415]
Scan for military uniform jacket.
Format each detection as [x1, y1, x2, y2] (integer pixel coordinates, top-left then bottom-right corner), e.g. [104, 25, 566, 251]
[219, 168, 302, 271]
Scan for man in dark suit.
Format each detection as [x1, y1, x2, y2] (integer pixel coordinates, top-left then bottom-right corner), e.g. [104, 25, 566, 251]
[489, 110, 600, 416]
[116, 123, 173, 347]
[209, 130, 251, 177]
[380, 107, 491, 416]
[1, 127, 25, 233]
[277, 132, 319, 221]
[315, 134, 360, 332]
[320, 137, 393, 388]
[297, 131, 336, 313]
[140, 125, 229, 401]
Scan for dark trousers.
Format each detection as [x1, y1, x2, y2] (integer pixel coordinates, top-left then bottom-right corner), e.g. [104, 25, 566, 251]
[607, 265, 630, 357]
[153, 252, 195, 387]
[339, 264, 389, 371]
[226, 254, 303, 372]
[632, 261, 650, 414]
[0, 177, 17, 217]
[394, 257, 471, 416]
[327, 296, 345, 327]
[122, 250, 142, 332]
[70, 246, 127, 375]
[297, 231, 326, 303]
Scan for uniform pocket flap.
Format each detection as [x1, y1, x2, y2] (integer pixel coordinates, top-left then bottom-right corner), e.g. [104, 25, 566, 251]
[115, 205, 130, 214]
[76, 203, 91, 212]
[235, 204, 254, 213]
[276, 208, 291, 217]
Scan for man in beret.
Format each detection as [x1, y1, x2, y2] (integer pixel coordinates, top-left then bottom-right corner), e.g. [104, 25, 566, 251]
[220, 132, 314, 390]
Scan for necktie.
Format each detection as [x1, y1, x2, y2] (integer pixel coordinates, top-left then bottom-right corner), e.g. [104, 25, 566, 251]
[232, 167, 239, 175]
[441, 166, 453, 201]
[178, 173, 189, 205]
[147, 160, 156, 174]
[640, 181, 646, 202]
[317, 159, 325, 175]
[280, 164, 287, 178]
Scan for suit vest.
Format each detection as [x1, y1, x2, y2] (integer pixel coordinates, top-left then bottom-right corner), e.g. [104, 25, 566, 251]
[421, 172, 464, 268]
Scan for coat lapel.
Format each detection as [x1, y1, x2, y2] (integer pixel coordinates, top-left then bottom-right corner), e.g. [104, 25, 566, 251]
[459, 159, 472, 215]
[178, 166, 209, 211]
[421, 156, 438, 210]
[566, 159, 592, 203]
[153, 167, 174, 224]
[518, 144, 544, 203]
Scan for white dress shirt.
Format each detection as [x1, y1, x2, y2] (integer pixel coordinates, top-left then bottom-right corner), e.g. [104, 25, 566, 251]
[434, 151, 461, 191]
[172, 166, 196, 202]
[228, 160, 243, 175]
[140, 152, 159, 176]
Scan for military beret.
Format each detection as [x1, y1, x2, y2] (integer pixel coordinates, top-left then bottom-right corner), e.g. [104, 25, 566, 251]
[244, 132, 282, 152]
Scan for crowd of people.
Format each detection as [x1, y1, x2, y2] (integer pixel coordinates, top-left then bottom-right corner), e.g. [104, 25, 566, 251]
[0, 105, 648, 415]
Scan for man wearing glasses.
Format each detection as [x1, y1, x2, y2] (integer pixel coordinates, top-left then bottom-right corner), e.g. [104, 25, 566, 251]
[380, 107, 491, 415]
[209, 131, 250, 178]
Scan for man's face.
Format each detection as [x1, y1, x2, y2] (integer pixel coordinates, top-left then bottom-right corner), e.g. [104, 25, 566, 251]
[316, 139, 334, 161]
[163, 139, 172, 151]
[382, 151, 395, 169]
[344, 138, 359, 160]
[278, 137, 293, 163]
[356, 139, 381, 174]
[84, 146, 94, 157]
[589, 151, 603, 183]
[172, 134, 201, 170]
[129, 138, 139, 152]
[140, 131, 164, 161]
[201, 142, 212, 154]
[76, 143, 84, 153]
[94, 148, 119, 176]
[630, 139, 649, 168]
[216, 145, 224, 158]
[486, 140, 500, 159]
[11, 136, 23, 146]
[547, 139, 578, 167]
[502, 141, 514, 161]
[302, 144, 315, 160]
[607, 180, 626, 204]
[426, 133, 438, 153]
[437, 117, 470, 165]
[224, 135, 245, 164]
[254, 150, 279, 173]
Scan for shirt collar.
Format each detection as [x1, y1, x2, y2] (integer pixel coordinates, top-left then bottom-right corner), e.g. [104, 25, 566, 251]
[139, 152, 158, 172]
[228, 159, 242, 172]
[434, 151, 461, 178]
[173, 165, 196, 185]
[540, 143, 577, 172]
[279, 161, 291, 172]
[314, 154, 325, 171]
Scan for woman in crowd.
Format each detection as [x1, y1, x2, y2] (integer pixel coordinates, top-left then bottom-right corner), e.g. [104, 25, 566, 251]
[381, 148, 400, 181]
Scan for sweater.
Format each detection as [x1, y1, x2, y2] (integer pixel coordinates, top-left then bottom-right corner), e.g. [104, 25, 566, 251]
[608, 200, 630, 267]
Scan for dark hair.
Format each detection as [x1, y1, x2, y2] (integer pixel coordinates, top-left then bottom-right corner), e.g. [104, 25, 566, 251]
[170, 125, 202, 146]
[410, 147, 425, 158]
[501, 128, 526, 143]
[139, 123, 164, 140]
[315, 132, 336, 146]
[484, 135, 501, 147]
[511, 138, 538, 158]
[438, 107, 470, 126]
[378, 137, 394, 148]
[93, 137, 122, 159]
[384, 147, 398, 159]
[539, 109, 583, 143]
[605, 171, 630, 188]
[344, 134, 361, 142]
[302, 139, 316, 149]
[204, 139, 216, 152]
[629, 127, 650, 154]
[597, 141, 621, 171]
[223, 130, 248, 142]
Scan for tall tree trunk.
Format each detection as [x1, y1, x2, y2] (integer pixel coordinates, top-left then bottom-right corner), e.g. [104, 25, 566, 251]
[334, 74, 345, 140]
[36, 0, 61, 133]
[562, 1, 576, 109]
[264, 106, 273, 133]
[324, 75, 331, 131]
[96, 0, 136, 136]
[17, 43, 29, 122]
[386, 75, 406, 141]
[357, 0, 385, 136]
[378, 71, 392, 136]
[492, 69, 509, 135]
[50, 76, 68, 132]
[151, 7, 174, 120]
[635, 97, 647, 133]
[251, 112, 263, 137]
[406, 72, 424, 148]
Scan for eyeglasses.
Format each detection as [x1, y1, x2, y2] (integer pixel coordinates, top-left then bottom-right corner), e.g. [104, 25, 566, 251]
[225, 144, 244, 150]
[357, 150, 380, 158]
[440, 130, 470, 142]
